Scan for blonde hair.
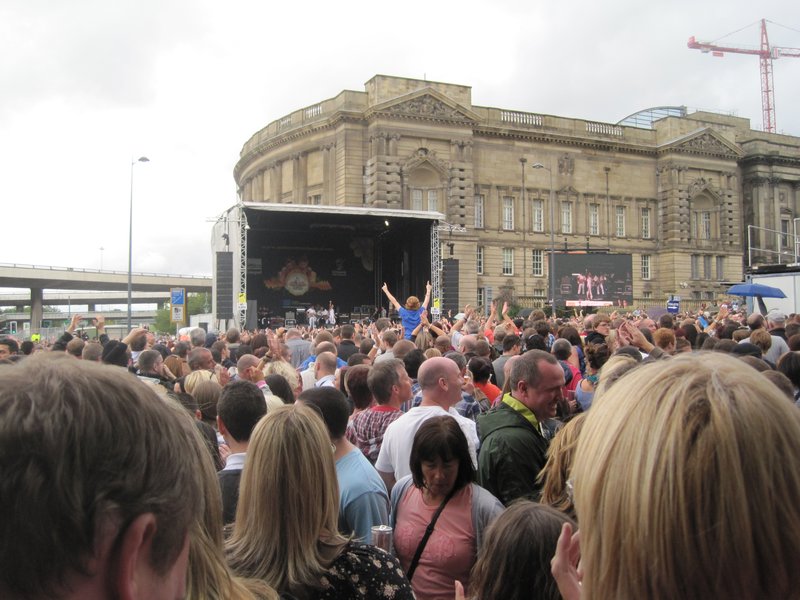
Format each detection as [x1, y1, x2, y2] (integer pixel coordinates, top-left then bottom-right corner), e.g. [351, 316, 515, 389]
[592, 354, 637, 407]
[537, 414, 586, 519]
[264, 359, 301, 391]
[572, 352, 800, 599]
[225, 405, 348, 595]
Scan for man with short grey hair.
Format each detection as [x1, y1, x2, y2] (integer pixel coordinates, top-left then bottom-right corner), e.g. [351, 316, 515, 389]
[477, 349, 565, 505]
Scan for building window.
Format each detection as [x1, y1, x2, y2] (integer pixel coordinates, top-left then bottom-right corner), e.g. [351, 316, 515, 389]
[641, 207, 651, 239]
[781, 217, 791, 248]
[502, 248, 514, 275]
[716, 256, 725, 281]
[474, 195, 485, 229]
[700, 211, 711, 240]
[691, 255, 700, 279]
[692, 291, 701, 300]
[532, 199, 544, 232]
[427, 190, 438, 212]
[411, 189, 423, 211]
[309, 194, 321, 205]
[561, 202, 572, 234]
[534, 287, 545, 297]
[703, 255, 712, 279]
[642, 291, 653, 300]
[705, 291, 715, 300]
[476, 246, 484, 275]
[477, 287, 486, 310]
[615, 206, 626, 237]
[532, 249, 543, 276]
[641, 255, 651, 280]
[589, 204, 599, 236]
[502, 196, 514, 230]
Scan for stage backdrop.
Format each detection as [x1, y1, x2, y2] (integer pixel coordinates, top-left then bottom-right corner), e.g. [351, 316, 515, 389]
[248, 233, 374, 318]
[551, 252, 633, 308]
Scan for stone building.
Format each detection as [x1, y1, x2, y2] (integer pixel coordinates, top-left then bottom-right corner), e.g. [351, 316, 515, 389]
[233, 74, 800, 310]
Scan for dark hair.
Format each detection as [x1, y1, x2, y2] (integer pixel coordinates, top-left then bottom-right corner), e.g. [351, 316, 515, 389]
[172, 341, 190, 358]
[658, 314, 675, 330]
[20, 340, 34, 355]
[502, 334, 521, 353]
[250, 333, 268, 352]
[790, 334, 800, 352]
[265, 373, 295, 404]
[468, 356, 493, 384]
[0, 338, 19, 354]
[341, 324, 355, 339]
[347, 352, 369, 366]
[778, 352, 800, 390]
[218, 380, 267, 443]
[344, 364, 373, 410]
[524, 333, 547, 352]
[469, 501, 575, 600]
[175, 391, 198, 414]
[298, 387, 350, 439]
[556, 327, 582, 349]
[403, 348, 426, 379]
[129, 333, 147, 352]
[409, 416, 474, 492]
[359, 339, 374, 354]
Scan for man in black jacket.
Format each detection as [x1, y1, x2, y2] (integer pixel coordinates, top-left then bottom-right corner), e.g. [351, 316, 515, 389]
[217, 380, 267, 524]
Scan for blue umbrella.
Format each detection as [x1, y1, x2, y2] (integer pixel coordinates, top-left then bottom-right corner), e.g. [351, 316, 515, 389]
[727, 283, 786, 299]
[727, 282, 786, 314]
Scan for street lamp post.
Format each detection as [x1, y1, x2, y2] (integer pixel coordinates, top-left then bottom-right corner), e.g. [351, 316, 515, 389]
[128, 156, 150, 331]
[520, 157, 527, 300]
[532, 163, 555, 316]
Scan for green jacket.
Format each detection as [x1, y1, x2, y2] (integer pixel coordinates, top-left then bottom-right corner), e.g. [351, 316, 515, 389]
[476, 399, 549, 506]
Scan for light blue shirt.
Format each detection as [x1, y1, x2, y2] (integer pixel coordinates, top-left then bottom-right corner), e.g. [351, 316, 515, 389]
[336, 448, 390, 543]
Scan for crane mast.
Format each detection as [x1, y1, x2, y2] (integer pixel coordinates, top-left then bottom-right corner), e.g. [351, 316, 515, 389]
[688, 19, 800, 133]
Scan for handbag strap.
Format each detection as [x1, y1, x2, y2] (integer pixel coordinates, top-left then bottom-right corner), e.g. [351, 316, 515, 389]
[406, 489, 456, 581]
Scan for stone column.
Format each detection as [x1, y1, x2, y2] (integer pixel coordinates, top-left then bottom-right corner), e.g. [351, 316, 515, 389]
[30, 287, 43, 335]
[270, 162, 282, 203]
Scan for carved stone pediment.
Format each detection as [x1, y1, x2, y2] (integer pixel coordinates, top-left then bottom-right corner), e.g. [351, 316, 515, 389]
[368, 89, 479, 124]
[658, 128, 743, 159]
[402, 148, 450, 179]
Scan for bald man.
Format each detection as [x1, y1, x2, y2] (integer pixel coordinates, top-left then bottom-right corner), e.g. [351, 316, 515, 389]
[374, 357, 479, 494]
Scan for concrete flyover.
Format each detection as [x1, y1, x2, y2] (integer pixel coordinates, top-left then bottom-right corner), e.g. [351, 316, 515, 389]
[0, 263, 211, 334]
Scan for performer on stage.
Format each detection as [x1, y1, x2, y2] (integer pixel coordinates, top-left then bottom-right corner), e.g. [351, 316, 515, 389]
[306, 305, 317, 329]
[327, 301, 336, 327]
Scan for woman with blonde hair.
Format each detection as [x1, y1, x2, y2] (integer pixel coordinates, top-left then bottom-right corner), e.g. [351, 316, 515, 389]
[537, 414, 586, 520]
[226, 405, 414, 599]
[553, 352, 800, 600]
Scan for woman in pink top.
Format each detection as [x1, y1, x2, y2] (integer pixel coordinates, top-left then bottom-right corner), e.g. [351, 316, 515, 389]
[390, 416, 504, 600]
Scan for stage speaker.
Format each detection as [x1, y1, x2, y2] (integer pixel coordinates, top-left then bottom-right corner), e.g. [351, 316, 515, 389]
[441, 258, 460, 314]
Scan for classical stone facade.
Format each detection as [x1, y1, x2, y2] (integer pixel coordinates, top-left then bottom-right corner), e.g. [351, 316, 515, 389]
[234, 75, 800, 309]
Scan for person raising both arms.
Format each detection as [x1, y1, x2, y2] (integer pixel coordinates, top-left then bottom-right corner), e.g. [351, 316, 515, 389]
[382, 281, 432, 340]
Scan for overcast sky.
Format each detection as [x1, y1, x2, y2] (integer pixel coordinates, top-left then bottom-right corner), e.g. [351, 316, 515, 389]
[2, 0, 799, 278]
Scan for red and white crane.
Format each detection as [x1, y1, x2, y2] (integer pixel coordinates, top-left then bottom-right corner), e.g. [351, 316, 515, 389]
[688, 19, 800, 133]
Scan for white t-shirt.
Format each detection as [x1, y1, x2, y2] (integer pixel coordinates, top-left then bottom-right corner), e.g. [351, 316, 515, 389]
[375, 405, 479, 481]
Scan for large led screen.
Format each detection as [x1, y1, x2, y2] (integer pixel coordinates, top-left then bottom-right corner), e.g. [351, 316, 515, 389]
[551, 252, 633, 308]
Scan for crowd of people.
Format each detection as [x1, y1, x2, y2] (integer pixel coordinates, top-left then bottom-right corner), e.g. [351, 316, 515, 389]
[3, 294, 800, 599]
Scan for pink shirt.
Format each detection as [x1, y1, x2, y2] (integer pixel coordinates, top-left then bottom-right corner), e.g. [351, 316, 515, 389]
[395, 484, 476, 600]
